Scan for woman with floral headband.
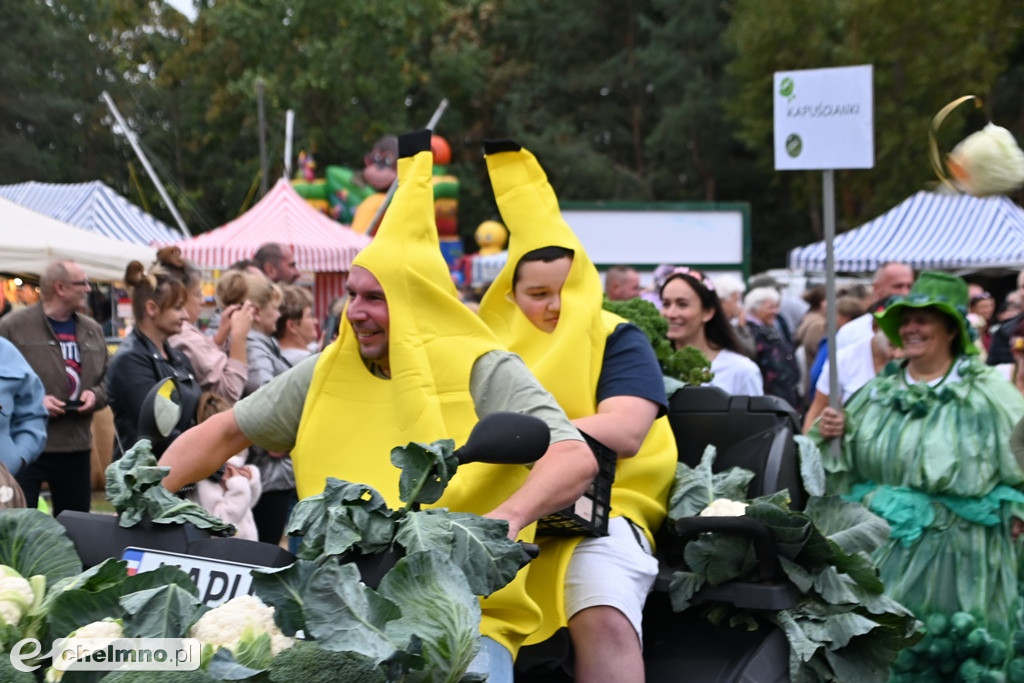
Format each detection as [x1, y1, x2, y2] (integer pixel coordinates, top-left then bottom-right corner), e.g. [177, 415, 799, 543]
[659, 267, 763, 395]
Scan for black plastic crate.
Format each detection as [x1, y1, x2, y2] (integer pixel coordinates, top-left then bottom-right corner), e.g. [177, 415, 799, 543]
[537, 431, 616, 537]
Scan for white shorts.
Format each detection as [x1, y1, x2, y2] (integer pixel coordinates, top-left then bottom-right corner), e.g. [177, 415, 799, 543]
[563, 516, 659, 641]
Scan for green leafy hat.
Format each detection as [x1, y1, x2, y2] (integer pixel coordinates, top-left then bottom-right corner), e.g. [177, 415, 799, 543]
[874, 270, 978, 355]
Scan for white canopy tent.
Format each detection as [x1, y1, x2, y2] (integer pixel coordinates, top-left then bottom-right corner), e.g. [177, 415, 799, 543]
[0, 196, 155, 281]
[0, 180, 183, 245]
[787, 191, 1024, 274]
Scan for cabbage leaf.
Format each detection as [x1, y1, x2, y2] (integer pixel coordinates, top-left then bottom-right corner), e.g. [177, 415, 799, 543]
[665, 447, 919, 682]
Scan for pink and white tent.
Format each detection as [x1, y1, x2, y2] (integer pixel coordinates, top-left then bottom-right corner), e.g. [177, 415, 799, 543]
[174, 178, 372, 314]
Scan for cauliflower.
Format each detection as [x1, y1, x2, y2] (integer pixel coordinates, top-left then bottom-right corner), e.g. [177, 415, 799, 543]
[44, 620, 125, 683]
[69, 618, 125, 640]
[699, 498, 748, 517]
[189, 595, 293, 661]
[0, 567, 36, 626]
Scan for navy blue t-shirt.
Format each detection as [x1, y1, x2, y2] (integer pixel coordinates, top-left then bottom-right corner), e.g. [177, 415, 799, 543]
[595, 323, 668, 417]
[47, 316, 82, 400]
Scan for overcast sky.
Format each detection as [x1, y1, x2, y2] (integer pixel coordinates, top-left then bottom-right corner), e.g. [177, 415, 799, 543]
[164, 0, 197, 21]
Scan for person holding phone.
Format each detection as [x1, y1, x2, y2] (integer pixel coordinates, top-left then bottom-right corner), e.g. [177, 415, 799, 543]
[0, 260, 109, 515]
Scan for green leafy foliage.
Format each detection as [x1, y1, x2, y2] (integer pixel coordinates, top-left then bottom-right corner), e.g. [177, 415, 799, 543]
[395, 510, 526, 597]
[287, 478, 395, 559]
[0, 654, 37, 682]
[302, 560, 403, 661]
[255, 429, 534, 682]
[206, 646, 268, 682]
[105, 440, 234, 534]
[119, 584, 204, 639]
[378, 551, 481, 682]
[45, 560, 198, 643]
[603, 298, 713, 385]
[250, 560, 318, 637]
[667, 446, 755, 520]
[5, 0, 1024, 271]
[0, 510, 82, 583]
[390, 439, 459, 509]
[665, 445, 920, 681]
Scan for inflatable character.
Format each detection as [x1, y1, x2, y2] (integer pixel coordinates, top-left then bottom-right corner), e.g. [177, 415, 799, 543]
[474, 220, 508, 256]
[290, 151, 331, 215]
[451, 220, 509, 297]
[344, 135, 399, 234]
[292, 135, 461, 253]
[431, 134, 462, 265]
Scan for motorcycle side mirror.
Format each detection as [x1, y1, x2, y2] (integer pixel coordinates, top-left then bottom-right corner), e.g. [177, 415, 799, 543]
[454, 412, 550, 466]
[138, 377, 183, 443]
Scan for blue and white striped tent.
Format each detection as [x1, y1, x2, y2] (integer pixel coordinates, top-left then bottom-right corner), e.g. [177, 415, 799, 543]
[788, 191, 1024, 273]
[0, 180, 183, 246]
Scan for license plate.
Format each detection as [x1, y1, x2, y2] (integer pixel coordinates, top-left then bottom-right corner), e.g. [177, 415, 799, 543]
[122, 547, 259, 606]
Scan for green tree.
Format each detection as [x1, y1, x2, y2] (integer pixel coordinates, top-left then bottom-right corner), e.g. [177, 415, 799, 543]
[0, 0, 128, 185]
[725, 0, 1024, 256]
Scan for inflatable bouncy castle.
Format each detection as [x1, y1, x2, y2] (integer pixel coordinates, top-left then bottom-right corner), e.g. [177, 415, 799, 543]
[291, 135, 461, 265]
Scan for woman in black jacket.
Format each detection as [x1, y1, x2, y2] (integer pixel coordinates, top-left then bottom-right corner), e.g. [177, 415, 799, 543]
[107, 261, 200, 458]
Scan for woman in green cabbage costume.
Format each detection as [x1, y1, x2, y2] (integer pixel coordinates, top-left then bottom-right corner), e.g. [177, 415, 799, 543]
[815, 271, 1024, 642]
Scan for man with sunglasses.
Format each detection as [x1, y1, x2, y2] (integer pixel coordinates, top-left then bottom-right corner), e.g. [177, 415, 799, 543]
[0, 260, 109, 515]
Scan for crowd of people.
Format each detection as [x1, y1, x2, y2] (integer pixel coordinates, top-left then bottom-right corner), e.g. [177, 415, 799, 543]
[601, 260, 1024, 419]
[0, 242, 312, 533]
[6, 135, 1024, 681]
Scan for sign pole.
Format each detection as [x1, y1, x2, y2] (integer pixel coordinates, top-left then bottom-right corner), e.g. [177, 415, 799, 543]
[822, 169, 840, 458]
[773, 64, 873, 450]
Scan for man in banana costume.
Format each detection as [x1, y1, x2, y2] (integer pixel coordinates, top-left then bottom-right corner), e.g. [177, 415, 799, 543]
[478, 140, 676, 683]
[160, 130, 597, 678]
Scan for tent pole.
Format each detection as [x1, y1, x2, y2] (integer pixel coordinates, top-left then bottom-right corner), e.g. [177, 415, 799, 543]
[284, 110, 295, 180]
[101, 91, 192, 238]
[368, 98, 450, 237]
[823, 169, 840, 460]
[257, 79, 269, 197]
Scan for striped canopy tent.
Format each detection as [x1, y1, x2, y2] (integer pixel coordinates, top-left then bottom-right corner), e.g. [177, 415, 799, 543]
[788, 191, 1024, 273]
[174, 178, 372, 315]
[0, 180, 183, 245]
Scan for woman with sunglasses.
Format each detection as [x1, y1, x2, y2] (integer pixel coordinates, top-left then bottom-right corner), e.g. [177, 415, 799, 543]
[107, 261, 200, 458]
[659, 268, 763, 395]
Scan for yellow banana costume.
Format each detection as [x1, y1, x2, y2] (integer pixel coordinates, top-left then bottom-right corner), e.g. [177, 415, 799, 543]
[478, 141, 677, 645]
[290, 130, 540, 654]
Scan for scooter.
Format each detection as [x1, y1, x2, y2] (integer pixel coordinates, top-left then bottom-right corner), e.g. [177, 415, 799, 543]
[59, 380, 805, 681]
[514, 386, 804, 683]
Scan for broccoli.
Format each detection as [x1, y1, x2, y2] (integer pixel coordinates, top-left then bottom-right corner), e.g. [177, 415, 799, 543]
[268, 640, 386, 683]
[925, 612, 949, 637]
[602, 298, 713, 385]
[99, 671, 219, 683]
[951, 611, 978, 637]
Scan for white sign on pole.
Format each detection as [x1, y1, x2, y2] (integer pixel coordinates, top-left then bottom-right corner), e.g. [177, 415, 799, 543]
[773, 65, 874, 170]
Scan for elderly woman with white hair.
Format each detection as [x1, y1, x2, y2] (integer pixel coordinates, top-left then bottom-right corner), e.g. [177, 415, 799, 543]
[710, 273, 755, 357]
[743, 286, 801, 410]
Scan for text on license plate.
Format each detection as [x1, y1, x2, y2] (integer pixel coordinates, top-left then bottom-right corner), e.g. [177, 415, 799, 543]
[122, 547, 259, 606]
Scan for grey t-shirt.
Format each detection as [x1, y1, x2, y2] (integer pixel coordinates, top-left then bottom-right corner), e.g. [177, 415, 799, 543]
[234, 350, 583, 453]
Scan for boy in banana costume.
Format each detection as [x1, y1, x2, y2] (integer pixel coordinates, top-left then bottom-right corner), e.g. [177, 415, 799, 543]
[478, 141, 676, 683]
